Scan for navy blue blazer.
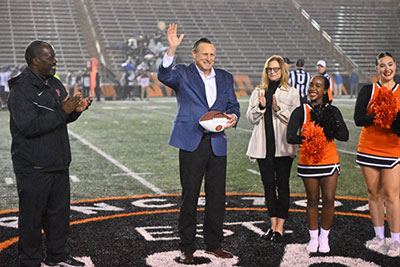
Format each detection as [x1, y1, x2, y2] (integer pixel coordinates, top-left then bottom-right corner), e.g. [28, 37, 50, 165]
[158, 62, 240, 156]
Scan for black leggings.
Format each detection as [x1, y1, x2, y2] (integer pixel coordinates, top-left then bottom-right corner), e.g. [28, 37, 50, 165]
[257, 156, 293, 219]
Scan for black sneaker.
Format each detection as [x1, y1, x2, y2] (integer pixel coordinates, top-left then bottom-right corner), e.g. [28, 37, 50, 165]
[271, 231, 283, 243]
[261, 228, 274, 240]
[43, 256, 85, 267]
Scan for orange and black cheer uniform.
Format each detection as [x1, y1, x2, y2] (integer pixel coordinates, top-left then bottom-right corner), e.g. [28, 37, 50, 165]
[354, 82, 400, 168]
[287, 104, 349, 178]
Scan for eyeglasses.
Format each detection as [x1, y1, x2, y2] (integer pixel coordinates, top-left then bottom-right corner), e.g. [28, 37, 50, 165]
[266, 67, 281, 73]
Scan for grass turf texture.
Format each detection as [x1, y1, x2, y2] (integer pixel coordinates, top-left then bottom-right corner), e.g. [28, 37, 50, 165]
[0, 97, 365, 211]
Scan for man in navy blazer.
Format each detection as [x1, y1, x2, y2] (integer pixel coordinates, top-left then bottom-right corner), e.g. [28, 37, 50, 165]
[158, 24, 240, 263]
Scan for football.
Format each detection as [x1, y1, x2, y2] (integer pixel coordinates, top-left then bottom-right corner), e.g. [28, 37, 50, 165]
[199, 111, 229, 132]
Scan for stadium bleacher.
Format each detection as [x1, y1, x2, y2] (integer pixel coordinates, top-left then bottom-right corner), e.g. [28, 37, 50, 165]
[87, 0, 341, 85]
[0, 0, 90, 76]
[0, 0, 398, 86]
[297, 0, 400, 78]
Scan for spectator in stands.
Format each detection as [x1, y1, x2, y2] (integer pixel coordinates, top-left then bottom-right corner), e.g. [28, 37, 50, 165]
[349, 69, 359, 98]
[316, 60, 334, 102]
[95, 71, 102, 101]
[121, 56, 136, 72]
[8, 40, 93, 267]
[289, 58, 311, 104]
[11, 65, 25, 79]
[287, 75, 348, 253]
[139, 70, 150, 101]
[127, 71, 136, 99]
[66, 70, 76, 97]
[154, 28, 164, 43]
[0, 65, 12, 110]
[158, 24, 240, 264]
[119, 26, 167, 86]
[76, 70, 83, 96]
[119, 70, 130, 100]
[82, 70, 91, 98]
[0, 66, 6, 109]
[333, 72, 343, 97]
[246, 55, 300, 243]
[283, 57, 293, 73]
[354, 52, 400, 257]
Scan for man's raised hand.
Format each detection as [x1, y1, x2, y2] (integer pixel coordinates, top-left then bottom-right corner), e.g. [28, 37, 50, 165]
[167, 23, 184, 56]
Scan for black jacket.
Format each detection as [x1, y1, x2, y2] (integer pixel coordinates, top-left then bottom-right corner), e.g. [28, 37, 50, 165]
[8, 67, 81, 173]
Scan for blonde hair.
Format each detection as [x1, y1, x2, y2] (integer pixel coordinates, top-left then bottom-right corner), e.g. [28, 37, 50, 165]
[258, 55, 290, 91]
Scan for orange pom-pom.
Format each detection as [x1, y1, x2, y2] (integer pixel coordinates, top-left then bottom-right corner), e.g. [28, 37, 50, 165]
[370, 86, 399, 129]
[300, 121, 329, 164]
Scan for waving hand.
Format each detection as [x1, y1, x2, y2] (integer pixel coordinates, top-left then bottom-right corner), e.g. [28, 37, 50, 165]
[167, 24, 184, 56]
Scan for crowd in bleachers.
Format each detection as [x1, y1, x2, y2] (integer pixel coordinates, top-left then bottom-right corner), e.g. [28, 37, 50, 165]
[113, 27, 168, 100]
[118, 29, 168, 73]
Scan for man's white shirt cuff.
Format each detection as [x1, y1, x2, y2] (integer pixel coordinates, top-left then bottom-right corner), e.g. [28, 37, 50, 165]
[162, 53, 174, 68]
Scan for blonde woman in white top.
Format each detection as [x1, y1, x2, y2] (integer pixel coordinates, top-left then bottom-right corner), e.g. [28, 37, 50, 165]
[247, 55, 300, 242]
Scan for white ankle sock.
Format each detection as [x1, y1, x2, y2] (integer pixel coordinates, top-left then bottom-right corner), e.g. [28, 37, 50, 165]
[309, 229, 319, 240]
[320, 228, 330, 240]
[374, 226, 385, 239]
[390, 232, 400, 244]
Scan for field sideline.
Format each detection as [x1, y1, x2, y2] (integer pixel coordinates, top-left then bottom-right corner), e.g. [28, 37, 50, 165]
[0, 97, 366, 212]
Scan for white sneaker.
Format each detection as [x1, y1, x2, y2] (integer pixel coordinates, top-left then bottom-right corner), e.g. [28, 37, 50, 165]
[366, 236, 385, 251]
[387, 241, 400, 257]
[307, 238, 319, 253]
[318, 236, 330, 253]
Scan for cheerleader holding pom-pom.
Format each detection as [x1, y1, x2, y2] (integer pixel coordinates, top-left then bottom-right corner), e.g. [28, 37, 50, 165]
[354, 52, 400, 257]
[287, 75, 349, 253]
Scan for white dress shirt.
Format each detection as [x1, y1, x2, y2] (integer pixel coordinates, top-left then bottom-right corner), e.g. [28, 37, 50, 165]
[162, 53, 217, 107]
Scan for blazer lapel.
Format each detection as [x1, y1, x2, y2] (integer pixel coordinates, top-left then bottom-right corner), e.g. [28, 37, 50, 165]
[189, 63, 208, 107]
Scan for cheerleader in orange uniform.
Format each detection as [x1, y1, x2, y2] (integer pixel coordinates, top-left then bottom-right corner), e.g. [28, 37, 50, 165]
[287, 75, 349, 253]
[354, 52, 400, 257]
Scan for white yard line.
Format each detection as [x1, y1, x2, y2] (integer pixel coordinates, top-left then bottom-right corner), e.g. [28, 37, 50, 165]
[247, 169, 260, 175]
[4, 178, 14, 185]
[68, 130, 164, 194]
[69, 175, 80, 183]
[112, 172, 153, 176]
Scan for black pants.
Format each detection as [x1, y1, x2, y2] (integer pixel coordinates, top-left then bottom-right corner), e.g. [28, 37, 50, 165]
[178, 134, 227, 253]
[0, 85, 9, 107]
[68, 86, 75, 98]
[257, 156, 293, 219]
[82, 86, 90, 98]
[16, 170, 70, 267]
[95, 86, 102, 101]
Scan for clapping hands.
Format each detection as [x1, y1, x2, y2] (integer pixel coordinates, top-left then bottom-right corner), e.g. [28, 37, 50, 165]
[62, 92, 93, 114]
[76, 94, 93, 112]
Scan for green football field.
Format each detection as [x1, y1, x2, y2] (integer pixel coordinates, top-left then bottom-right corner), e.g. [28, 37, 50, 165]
[0, 97, 366, 212]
